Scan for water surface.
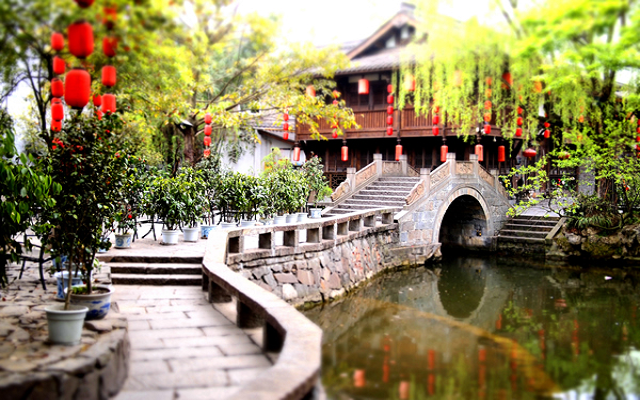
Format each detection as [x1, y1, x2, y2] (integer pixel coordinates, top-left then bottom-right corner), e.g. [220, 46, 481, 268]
[304, 256, 640, 399]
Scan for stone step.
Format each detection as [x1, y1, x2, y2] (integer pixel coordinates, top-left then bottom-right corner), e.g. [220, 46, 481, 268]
[109, 263, 202, 275]
[343, 199, 406, 207]
[506, 221, 557, 228]
[511, 216, 560, 223]
[367, 183, 417, 190]
[377, 177, 421, 183]
[97, 254, 203, 264]
[497, 235, 546, 244]
[111, 273, 202, 285]
[499, 230, 549, 238]
[356, 190, 410, 198]
[502, 223, 554, 231]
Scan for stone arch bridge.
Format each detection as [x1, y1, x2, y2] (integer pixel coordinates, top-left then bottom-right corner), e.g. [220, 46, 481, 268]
[327, 153, 511, 254]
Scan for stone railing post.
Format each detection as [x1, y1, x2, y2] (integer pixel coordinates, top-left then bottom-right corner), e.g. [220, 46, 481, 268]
[374, 153, 383, 179]
[470, 154, 479, 176]
[346, 167, 356, 196]
[399, 154, 408, 176]
[420, 168, 430, 195]
[447, 152, 456, 176]
[490, 168, 499, 190]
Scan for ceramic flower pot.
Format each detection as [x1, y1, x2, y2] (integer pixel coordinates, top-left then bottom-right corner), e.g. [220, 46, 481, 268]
[114, 232, 132, 249]
[45, 304, 88, 345]
[220, 222, 236, 229]
[201, 225, 216, 238]
[161, 229, 180, 245]
[54, 270, 83, 300]
[285, 214, 297, 223]
[68, 285, 114, 320]
[297, 212, 308, 222]
[183, 227, 200, 242]
[310, 208, 322, 219]
[239, 220, 255, 227]
[273, 215, 287, 225]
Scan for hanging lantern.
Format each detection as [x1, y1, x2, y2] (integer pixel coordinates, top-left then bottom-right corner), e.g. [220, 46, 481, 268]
[358, 78, 369, 95]
[483, 113, 491, 122]
[517, 106, 523, 115]
[502, 72, 512, 88]
[498, 146, 506, 162]
[484, 100, 492, 110]
[523, 148, 537, 158]
[101, 65, 117, 87]
[433, 115, 440, 125]
[204, 149, 211, 157]
[387, 94, 394, 105]
[53, 56, 66, 75]
[544, 122, 550, 128]
[51, 102, 64, 121]
[534, 81, 543, 93]
[578, 115, 585, 123]
[516, 128, 522, 137]
[395, 143, 403, 161]
[485, 88, 492, 98]
[332, 90, 340, 98]
[74, 0, 94, 8]
[306, 85, 316, 97]
[387, 106, 394, 115]
[637, 136, 640, 142]
[51, 78, 64, 98]
[440, 145, 448, 162]
[283, 113, 289, 121]
[404, 75, 415, 92]
[93, 94, 102, 107]
[332, 130, 338, 139]
[433, 126, 439, 136]
[387, 116, 393, 125]
[96, 109, 103, 120]
[341, 142, 348, 162]
[68, 20, 94, 59]
[204, 125, 212, 136]
[64, 68, 91, 109]
[475, 144, 484, 162]
[544, 129, 550, 138]
[517, 117, 523, 126]
[204, 113, 212, 124]
[387, 127, 393, 136]
[51, 32, 64, 52]
[433, 105, 440, 114]
[103, 37, 118, 57]
[332, 100, 339, 106]
[204, 136, 211, 147]
[284, 132, 289, 140]
[387, 84, 393, 93]
[102, 6, 118, 30]
[102, 93, 116, 113]
[283, 122, 289, 131]
[293, 145, 301, 162]
[484, 124, 491, 134]
[51, 120, 62, 132]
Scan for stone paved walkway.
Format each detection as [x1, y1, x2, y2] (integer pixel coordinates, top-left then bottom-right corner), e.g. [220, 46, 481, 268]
[112, 285, 272, 400]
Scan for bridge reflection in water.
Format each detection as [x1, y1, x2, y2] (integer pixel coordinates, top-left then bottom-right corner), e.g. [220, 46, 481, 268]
[304, 256, 640, 399]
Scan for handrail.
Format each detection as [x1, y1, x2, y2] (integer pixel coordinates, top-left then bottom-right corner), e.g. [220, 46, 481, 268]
[353, 161, 377, 189]
[405, 180, 425, 205]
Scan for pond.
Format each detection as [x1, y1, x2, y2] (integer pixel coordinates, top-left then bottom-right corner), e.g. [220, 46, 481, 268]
[304, 255, 640, 399]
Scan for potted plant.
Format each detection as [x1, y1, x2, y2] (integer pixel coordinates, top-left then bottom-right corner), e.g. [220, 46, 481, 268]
[147, 175, 183, 244]
[113, 204, 135, 249]
[302, 156, 332, 218]
[197, 155, 222, 237]
[113, 155, 148, 247]
[177, 167, 207, 241]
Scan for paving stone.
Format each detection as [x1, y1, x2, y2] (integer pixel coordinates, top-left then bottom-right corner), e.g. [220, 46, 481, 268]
[84, 320, 114, 333]
[128, 328, 203, 342]
[125, 320, 150, 331]
[131, 346, 223, 362]
[125, 311, 187, 321]
[176, 386, 242, 399]
[112, 390, 174, 400]
[218, 343, 263, 356]
[124, 370, 227, 390]
[169, 354, 271, 373]
[228, 367, 268, 386]
[163, 334, 252, 349]
[128, 338, 164, 350]
[0, 306, 30, 317]
[200, 325, 245, 337]
[149, 316, 230, 330]
[129, 360, 170, 375]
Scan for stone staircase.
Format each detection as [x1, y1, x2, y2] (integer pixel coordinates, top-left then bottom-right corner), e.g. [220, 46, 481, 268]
[105, 255, 202, 286]
[325, 176, 420, 217]
[497, 215, 561, 255]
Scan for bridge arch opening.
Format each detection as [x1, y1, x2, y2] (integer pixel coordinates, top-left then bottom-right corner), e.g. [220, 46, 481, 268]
[438, 194, 491, 253]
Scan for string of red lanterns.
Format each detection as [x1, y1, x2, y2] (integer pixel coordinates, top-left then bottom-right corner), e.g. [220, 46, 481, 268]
[433, 104, 440, 136]
[543, 121, 551, 139]
[283, 109, 289, 141]
[203, 112, 212, 157]
[387, 84, 394, 136]
[515, 106, 523, 137]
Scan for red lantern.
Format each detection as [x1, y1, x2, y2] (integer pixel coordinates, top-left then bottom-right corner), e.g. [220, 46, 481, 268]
[440, 145, 448, 162]
[53, 56, 66, 75]
[331, 130, 337, 139]
[404, 75, 416, 92]
[51, 78, 64, 98]
[544, 122, 550, 128]
[103, 37, 118, 57]
[103, 6, 118, 30]
[636, 127, 640, 134]
[102, 93, 116, 114]
[483, 113, 491, 122]
[283, 123, 289, 131]
[433, 105, 440, 113]
[523, 148, 537, 158]
[64, 68, 91, 109]
[502, 72, 512, 88]
[51, 32, 64, 52]
[517, 106, 523, 115]
[516, 128, 522, 137]
[51, 120, 62, 132]
[544, 129, 550, 138]
[498, 145, 506, 162]
[204, 113, 212, 124]
[475, 144, 484, 162]
[387, 106, 394, 115]
[637, 136, 640, 142]
[433, 115, 440, 125]
[284, 132, 289, 140]
[484, 100, 492, 110]
[395, 144, 403, 161]
[332, 100, 339, 106]
[204, 149, 211, 157]
[354, 370, 366, 389]
[74, 0, 94, 8]
[306, 85, 315, 97]
[96, 109, 103, 120]
[387, 127, 393, 136]
[293, 146, 301, 162]
[484, 124, 491, 134]
[517, 117, 523, 126]
[101, 65, 117, 87]
[387, 84, 393, 93]
[387, 94, 394, 105]
[51, 102, 64, 121]
[204, 125, 212, 136]
[93, 94, 102, 107]
[433, 126, 439, 136]
[68, 20, 94, 59]
[534, 81, 543, 93]
[341, 145, 348, 162]
[358, 78, 369, 95]
[486, 77, 492, 86]
[283, 113, 289, 121]
[387, 116, 393, 125]
[332, 90, 340, 98]
[204, 136, 211, 147]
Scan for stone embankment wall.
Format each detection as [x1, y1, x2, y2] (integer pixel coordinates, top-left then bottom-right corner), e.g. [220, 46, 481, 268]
[550, 224, 640, 261]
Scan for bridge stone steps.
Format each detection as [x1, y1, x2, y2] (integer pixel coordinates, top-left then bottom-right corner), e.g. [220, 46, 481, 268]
[499, 229, 549, 239]
[355, 190, 409, 198]
[496, 215, 563, 256]
[342, 199, 407, 207]
[367, 183, 418, 190]
[107, 256, 202, 286]
[497, 236, 546, 244]
[503, 223, 555, 230]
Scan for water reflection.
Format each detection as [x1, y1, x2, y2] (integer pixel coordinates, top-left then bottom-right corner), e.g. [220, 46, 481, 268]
[304, 255, 640, 399]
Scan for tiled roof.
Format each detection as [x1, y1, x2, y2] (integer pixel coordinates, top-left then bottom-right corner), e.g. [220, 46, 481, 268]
[335, 47, 414, 75]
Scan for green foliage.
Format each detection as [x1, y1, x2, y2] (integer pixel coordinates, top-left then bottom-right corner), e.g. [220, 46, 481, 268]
[301, 155, 332, 207]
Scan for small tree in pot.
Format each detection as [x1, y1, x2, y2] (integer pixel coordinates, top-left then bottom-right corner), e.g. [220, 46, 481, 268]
[302, 156, 332, 218]
[177, 167, 207, 241]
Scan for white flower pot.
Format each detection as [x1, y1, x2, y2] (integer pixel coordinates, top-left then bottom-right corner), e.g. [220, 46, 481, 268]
[67, 285, 114, 320]
[285, 214, 297, 223]
[45, 304, 88, 345]
[201, 225, 216, 238]
[297, 212, 308, 222]
[220, 222, 237, 229]
[273, 215, 287, 225]
[162, 229, 180, 245]
[239, 220, 255, 227]
[310, 208, 322, 219]
[183, 227, 200, 242]
[114, 233, 132, 249]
